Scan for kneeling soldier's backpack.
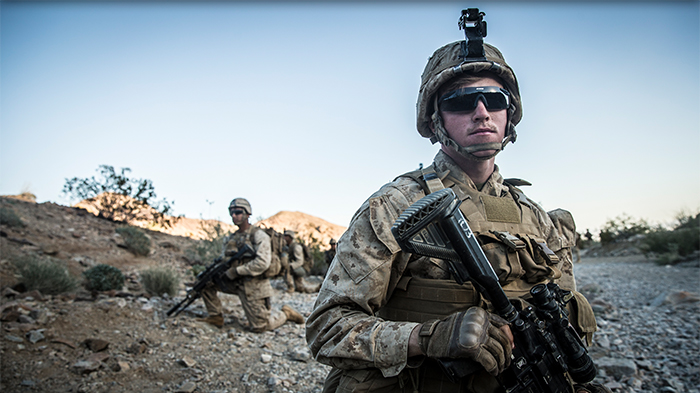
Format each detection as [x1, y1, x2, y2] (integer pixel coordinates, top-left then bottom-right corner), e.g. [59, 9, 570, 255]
[262, 227, 284, 278]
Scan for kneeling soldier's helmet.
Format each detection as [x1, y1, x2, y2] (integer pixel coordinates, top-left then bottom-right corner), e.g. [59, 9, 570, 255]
[229, 198, 252, 216]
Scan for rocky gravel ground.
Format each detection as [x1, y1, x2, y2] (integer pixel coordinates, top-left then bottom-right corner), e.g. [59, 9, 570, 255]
[2, 257, 699, 393]
[575, 256, 700, 393]
[1, 276, 330, 393]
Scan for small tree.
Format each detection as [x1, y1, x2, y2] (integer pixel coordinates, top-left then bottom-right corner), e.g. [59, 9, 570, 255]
[599, 214, 650, 245]
[63, 165, 178, 228]
[642, 211, 700, 264]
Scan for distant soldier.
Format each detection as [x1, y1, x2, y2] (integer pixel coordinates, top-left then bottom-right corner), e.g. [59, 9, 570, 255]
[283, 230, 321, 293]
[322, 238, 337, 276]
[198, 198, 304, 331]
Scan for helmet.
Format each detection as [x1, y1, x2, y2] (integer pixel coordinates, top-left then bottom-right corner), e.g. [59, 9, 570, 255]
[284, 230, 296, 238]
[416, 40, 522, 160]
[229, 198, 252, 216]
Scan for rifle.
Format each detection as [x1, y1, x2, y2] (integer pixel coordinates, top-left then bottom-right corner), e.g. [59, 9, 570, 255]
[391, 188, 597, 393]
[166, 244, 256, 317]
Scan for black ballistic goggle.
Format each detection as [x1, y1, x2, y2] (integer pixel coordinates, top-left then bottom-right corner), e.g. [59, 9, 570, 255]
[439, 86, 510, 113]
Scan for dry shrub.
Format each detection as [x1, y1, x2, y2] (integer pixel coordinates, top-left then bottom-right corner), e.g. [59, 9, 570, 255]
[116, 226, 151, 256]
[11, 254, 77, 295]
[140, 267, 179, 297]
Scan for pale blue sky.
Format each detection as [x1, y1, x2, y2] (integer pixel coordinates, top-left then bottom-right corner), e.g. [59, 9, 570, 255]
[1, 1, 698, 234]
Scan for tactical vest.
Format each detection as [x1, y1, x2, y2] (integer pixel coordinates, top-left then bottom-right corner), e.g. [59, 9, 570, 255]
[224, 226, 262, 268]
[375, 165, 564, 393]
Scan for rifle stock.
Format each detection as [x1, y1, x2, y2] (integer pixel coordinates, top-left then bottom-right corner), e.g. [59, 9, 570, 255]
[166, 244, 256, 317]
[391, 188, 596, 392]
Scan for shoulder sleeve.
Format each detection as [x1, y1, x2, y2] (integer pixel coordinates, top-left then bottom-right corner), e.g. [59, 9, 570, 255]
[306, 178, 425, 377]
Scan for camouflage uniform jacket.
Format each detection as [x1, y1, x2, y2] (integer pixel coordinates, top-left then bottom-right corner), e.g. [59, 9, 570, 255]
[222, 226, 274, 300]
[306, 150, 581, 379]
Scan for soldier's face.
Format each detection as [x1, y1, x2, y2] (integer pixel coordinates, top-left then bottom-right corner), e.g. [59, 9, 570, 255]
[230, 209, 248, 226]
[439, 77, 507, 158]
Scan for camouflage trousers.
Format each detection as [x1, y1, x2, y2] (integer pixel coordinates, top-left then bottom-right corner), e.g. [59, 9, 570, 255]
[200, 281, 286, 332]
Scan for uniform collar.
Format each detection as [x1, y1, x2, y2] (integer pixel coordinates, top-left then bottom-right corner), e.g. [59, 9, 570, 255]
[433, 150, 509, 197]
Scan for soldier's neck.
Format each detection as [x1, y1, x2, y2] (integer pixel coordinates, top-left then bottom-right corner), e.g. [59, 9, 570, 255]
[237, 221, 251, 232]
[442, 146, 495, 185]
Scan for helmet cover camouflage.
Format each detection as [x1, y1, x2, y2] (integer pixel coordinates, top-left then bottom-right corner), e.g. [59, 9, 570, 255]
[229, 198, 252, 216]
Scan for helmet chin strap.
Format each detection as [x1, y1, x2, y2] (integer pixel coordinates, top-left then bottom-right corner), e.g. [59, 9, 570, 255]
[430, 110, 504, 162]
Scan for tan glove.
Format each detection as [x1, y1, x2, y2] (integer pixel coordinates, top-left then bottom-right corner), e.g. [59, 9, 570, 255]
[418, 307, 511, 376]
[225, 266, 239, 280]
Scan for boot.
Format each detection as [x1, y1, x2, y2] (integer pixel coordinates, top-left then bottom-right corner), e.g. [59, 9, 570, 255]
[196, 314, 224, 328]
[281, 305, 305, 324]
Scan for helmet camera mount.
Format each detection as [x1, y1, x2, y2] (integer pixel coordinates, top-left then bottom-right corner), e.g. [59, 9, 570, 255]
[459, 8, 487, 62]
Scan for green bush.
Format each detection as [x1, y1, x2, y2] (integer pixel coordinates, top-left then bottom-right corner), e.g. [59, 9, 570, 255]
[12, 254, 77, 295]
[116, 226, 151, 256]
[641, 212, 699, 264]
[0, 206, 24, 228]
[140, 267, 179, 297]
[599, 214, 650, 245]
[83, 264, 125, 291]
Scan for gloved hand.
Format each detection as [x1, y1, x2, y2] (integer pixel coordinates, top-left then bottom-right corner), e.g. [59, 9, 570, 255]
[418, 307, 512, 376]
[225, 267, 239, 280]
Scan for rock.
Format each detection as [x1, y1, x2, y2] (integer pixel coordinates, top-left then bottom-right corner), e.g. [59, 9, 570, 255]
[596, 357, 637, 379]
[5, 334, 24, 343]
[261, 353, 272, 363]
[115, 360, 130, 372]
[83, 338, 109, 352]
[23, 290, 44, 301]
[26, 329, 45, 343]
[179, 356, 196, 368]
[3, 287, 20, 298]
[51, 337, 77, 349]
[86, 351, 110, 363]
[72, 360, 101, 374]
[667, 290, 700, 305]
[18, 314, 35, 324]
[175, 381, 197, 393]
[289, 347, 311, 362]
[29, 309, 48, 324]
[126, 342, 146, 354]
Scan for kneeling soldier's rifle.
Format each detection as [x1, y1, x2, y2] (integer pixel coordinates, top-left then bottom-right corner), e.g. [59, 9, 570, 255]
[391, 188, 597, 393]
[167, 244, 255, 317]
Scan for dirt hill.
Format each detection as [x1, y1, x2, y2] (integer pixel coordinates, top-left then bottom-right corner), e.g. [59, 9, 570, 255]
[74, 194, 346, 248]
[0, 195, 332, 392]
[256, 211, 346, 248]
